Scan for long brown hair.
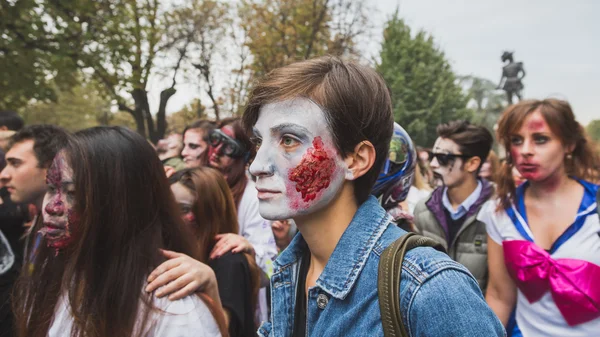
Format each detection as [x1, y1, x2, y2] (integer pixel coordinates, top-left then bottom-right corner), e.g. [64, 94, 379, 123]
[13, 127, 226, 337]
[214, 117, 255, 207]
[169, 167, 261, 314]
[496, 99, 599, 210]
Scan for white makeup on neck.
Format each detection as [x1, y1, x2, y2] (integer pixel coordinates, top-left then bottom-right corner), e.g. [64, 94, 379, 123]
[249, 98, 352, 220]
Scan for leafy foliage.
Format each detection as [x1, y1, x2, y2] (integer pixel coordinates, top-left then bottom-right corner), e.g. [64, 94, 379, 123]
[377, 14, 471, 147]
[587, 119, 600, 142]
[240, 0, 369, 77]
[20, 81, 135, 131]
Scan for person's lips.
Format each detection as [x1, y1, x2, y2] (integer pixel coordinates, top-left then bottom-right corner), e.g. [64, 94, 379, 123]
[40, 222, 66, 237]
[256, 188, 281, 200]
[6, 186, 15, 193]
[517, 163, 539, 172]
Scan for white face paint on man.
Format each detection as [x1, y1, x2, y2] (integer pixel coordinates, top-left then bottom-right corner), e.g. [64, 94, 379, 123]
[429, 137, 469, 188]
[249, 98, 353, 220]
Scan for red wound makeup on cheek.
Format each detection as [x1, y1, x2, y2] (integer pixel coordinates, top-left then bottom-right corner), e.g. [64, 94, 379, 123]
[288, 137, 336, 202]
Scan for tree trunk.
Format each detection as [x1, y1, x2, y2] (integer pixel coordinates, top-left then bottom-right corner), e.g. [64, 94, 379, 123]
[132, 88, 156, 143]
[157, 87, 176, 140]
[119, 102, 146, 138]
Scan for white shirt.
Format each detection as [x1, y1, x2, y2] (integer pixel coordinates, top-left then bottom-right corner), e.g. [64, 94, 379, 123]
[49, 292, 221, 337]
[405, 186, 431, 215]
[443, 180, 482, 220]
[237, 179, 278, 273]
[477, 180, 600, 337]
[237, 179, 278, 323]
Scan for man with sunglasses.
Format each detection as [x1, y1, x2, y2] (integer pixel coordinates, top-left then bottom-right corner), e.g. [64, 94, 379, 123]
[413, 120, 494, 293]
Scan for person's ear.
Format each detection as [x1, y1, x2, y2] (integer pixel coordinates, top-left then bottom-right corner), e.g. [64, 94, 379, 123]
[465, 156, 482, 174]
[344, 141, 376, 181]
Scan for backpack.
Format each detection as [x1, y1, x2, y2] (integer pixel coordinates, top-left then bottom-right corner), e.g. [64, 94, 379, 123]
[378, 232, 445, 337]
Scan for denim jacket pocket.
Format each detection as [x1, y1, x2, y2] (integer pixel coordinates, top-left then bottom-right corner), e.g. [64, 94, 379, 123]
[258, 321, 272, 337]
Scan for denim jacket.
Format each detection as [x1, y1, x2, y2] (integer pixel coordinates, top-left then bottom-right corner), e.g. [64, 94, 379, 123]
[258, 196, 505, 337]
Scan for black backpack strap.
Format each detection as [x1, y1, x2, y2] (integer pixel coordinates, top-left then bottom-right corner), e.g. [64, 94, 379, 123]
[378, 232, 446, 337]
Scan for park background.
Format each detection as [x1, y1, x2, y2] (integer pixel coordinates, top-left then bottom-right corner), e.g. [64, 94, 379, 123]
[2, 0, 599, 148]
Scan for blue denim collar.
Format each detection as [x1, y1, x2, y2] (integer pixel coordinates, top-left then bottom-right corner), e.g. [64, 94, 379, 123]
[274, 196, 390, 300]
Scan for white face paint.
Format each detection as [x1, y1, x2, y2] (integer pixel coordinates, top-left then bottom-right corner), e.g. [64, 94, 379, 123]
[249, 98, 352, 220]
[429, 137, 469, 188]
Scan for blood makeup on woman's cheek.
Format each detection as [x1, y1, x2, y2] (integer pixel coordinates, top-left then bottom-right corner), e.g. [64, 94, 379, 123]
[288, 137, 336, 204]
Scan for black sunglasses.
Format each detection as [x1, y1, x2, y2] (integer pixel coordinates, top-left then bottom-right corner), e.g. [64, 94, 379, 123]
[208, 130, 246, 158]
[429, 152, 472, 166]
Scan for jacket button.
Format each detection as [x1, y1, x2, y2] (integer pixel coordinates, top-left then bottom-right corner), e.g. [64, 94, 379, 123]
[316, 293, 329, 309]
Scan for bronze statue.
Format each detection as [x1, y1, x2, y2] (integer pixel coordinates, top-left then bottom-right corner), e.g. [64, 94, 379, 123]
[497, 51, 525, 104]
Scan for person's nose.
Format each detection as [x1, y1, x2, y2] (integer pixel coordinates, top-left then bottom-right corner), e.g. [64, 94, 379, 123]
[249, 146, 275, 178]
[520, 139, 534, 157]
[429, 156, 439, 169]
[0, 167, 11, 185]
[44, 196, 65, 216]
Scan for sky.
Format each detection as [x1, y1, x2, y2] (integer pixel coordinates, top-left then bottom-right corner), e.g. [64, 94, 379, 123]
[371, 0, 600, 125]
[153, 0, 600, 125]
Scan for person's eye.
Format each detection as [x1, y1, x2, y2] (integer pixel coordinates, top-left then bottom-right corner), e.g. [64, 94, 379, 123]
[67, 190, 76, 197]
[534, 135, 549, 144]
[510, 136, 523, 145]
[251, 137, 262, 150]
[47, 185, 56, 193]
[189, 143, 199, 150]
[281, 135, 300, 148]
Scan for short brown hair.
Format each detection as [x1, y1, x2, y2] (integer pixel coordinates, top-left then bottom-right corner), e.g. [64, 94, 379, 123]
[242, 56, 394, 204]
[436, 120, 493, 172]
[496, 99, 599, 210]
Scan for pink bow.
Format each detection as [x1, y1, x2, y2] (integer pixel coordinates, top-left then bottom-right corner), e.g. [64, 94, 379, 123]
[503, 240, 600, 326]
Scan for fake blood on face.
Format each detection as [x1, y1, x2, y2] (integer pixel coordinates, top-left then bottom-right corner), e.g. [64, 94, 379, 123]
[288, 137, 336, 203]
[41, 156, 76, 252]
[183, 211, 197, 226]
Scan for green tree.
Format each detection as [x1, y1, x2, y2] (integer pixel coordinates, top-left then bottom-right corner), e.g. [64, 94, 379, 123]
[74, 0, 194, 143]
[0, 0, 94, 109]
[19, 81, 135, 131]
[377, 14, 471, 147]
[459, 75, 507, 131]
[239, 0, 370, 78]
[587, 120, 600, 142]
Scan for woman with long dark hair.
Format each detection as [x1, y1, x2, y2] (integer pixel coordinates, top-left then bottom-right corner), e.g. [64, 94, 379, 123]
[479, 99, 600, 336]
[13, 126, 226, 337]
[168, 167, 261, 337]
[148, 119, 276, 324]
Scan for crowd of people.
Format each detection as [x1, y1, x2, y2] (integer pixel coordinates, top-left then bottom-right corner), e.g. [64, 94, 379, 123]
[0, 56, 598, 337]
